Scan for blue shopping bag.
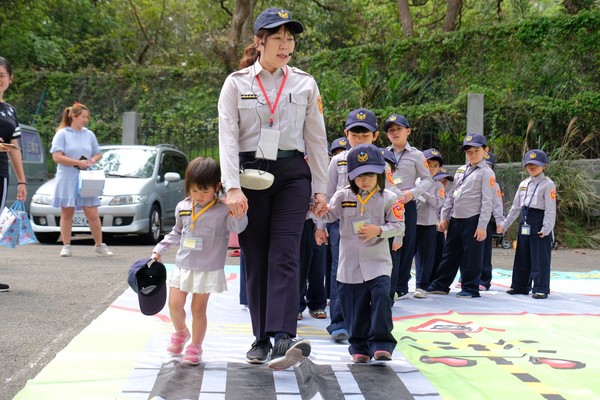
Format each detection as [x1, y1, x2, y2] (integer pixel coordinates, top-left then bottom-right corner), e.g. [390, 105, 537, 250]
[0, 201, 38, 248]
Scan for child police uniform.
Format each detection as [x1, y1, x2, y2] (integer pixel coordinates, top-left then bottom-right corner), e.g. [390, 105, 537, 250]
[319, 144, 404, 360]
[324, 110, 377, 340]
[414, 149, 446, 294]
[384, 114, 433, 299]
[500, 150, 556, 297]
[480, 153, 505, 290]
[427, 134, 495, 297]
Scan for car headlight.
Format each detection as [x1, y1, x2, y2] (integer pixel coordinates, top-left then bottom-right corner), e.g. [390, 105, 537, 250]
[32, 193, 53, 205]
[109, 194, 147, 205]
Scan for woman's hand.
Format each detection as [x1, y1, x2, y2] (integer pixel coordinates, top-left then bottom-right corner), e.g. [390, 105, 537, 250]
[311, 193, 327, 217]
[226, 188, 248, 219]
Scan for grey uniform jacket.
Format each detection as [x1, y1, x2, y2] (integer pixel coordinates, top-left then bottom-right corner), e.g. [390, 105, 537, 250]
[153, 197, 248, 272]
[441, 160, 496, 231]
[416, 179, 445, 226]
[385, 143, 433, 200]
[218, 61, 329, 194]
[319, 188, 405, 284]
[500, 173, 557, 236]
[327, 150, 349, 200]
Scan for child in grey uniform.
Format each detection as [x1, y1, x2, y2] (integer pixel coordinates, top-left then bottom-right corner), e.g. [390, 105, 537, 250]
[498, 150, 556, 299]
[152, 157, 248, 365]
[318, 144, 405, 363]
[427, 134, 495, 298]
[414, 149, 445, 298]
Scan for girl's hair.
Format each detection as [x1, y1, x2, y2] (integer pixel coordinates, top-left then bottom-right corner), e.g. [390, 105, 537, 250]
[349, 174, 386, 195]
[239, 26, 297, 69]
[57, 102, 89, 130]
[0, 56, 13, 76]
[185, 157, 222, 196]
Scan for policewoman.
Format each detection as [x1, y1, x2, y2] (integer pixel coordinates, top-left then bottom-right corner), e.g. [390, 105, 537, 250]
[218, 7, 329, 370]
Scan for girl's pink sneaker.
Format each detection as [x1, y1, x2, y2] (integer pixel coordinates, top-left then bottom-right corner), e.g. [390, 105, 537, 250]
[167, 327, 190, 356]
[182, 343, 202, 365]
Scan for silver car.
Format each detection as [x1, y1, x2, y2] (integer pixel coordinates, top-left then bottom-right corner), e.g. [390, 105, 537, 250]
[30, 144, 188, 244]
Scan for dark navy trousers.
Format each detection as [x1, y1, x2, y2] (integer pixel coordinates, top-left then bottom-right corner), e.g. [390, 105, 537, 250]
[326, 220, 346, 334]
[428, 215, 484, 295]
[298, 218, 327, 313]
[511, 208, 552, 294]
[480, 217, 497, 289]
[338, 275, 396, 357]
[389, 200, 417, 298]
[414, 224, 438, 290]
[239, 153, 311, 340]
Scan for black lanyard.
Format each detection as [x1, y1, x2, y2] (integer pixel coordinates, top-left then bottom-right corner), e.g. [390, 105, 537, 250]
[522, 179, 543, 223]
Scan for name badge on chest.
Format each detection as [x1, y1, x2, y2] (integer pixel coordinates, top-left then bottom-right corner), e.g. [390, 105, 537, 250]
[256, 128, 281, 160]
[182, 231, 203, 251]
[453, 188, 462, 199]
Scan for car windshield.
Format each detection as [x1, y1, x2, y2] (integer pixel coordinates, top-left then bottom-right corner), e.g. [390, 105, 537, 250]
[94, 148, 156, 178]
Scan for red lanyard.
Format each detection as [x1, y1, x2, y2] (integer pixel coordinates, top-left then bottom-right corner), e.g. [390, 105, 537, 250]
[255, 66, 288, 127]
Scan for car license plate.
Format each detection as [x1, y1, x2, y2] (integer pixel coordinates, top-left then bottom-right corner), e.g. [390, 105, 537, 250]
[73, 213, 89, 227]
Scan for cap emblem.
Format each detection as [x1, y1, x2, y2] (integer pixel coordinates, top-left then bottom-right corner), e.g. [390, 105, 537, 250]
[466, 135, 473, 142]
[357, 151, 369, 163]
[340, 139, 347, 145]
[356, 112, 367, 120]
[530, 153, 537, 159]
[389, 115, 397, 121]
[278, 10, 289, 18]
[484, 153, 490, 159]
[431, 150, 439, 155]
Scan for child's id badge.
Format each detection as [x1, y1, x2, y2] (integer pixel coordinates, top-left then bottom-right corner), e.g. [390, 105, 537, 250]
[393, 176, 403, 185]
[182, 232, 203, 250]
[453, 188, 462, 199]
[352, 218, 371, 234]
[256, 128, 281, 160]
[521, 223, 531, 236]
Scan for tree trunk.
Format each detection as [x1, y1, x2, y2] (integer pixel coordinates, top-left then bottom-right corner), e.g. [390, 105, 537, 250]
[562, 0, 592, 14]
[215, 0, 257, 71]
[443, 0, 462, 32]
[397, 0, 414, 38]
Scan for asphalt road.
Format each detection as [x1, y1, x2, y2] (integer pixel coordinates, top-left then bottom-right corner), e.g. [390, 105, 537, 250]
[1, 237, 598, 400]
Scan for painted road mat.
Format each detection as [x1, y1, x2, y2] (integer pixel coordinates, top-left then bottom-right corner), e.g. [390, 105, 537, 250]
[13, 267, 600, 400]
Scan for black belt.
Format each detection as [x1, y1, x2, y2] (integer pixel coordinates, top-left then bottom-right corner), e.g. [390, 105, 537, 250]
[239, 150, 302, 158]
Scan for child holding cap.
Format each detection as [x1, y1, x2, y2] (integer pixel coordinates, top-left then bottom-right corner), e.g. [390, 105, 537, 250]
[318, 143, 405, 363]
[427, 134, 495, 298]
[152, 157, 248, 365]
[497, 150, 556, 299]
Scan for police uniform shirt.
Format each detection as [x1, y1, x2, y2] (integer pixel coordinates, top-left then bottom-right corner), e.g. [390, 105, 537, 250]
[501, 172, 557, 236]
[153, 197, 248, 271]
[327, 149, 349, 200]
[441, 160, 496, 231]
[416, 178, 445, 226]
[491, 180, 505, 225]
[0, 102, 21, 177]
[218, 61, 329, 194]
[320, 188, 405, 284]
[386, 143, 433, 199]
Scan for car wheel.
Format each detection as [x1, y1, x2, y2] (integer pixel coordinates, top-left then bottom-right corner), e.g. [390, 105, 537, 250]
[35, 232, 60, 244]
[144, 205, 162, 244]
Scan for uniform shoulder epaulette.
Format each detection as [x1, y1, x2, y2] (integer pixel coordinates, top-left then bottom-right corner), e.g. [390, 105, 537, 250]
[230, 67, 252, 77]
[290, 66, 313, 78]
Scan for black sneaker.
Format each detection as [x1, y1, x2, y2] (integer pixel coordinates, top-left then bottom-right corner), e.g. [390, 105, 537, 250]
[0, 283, 9, 292]
[246, 338, 272, 364]
[532, 293, 548, 299]
[267, 335, 311, 370]
[506, 289, 529, 295]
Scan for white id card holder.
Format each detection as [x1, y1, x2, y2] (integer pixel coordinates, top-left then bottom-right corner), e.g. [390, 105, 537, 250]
[352, 218, 371, 235]
[453, 188, 462, 199]
[182, 232, 203, 251]
[256, 128, 281, 160]
[521, 223, 531, 236]
[393, 176, 403, 185]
